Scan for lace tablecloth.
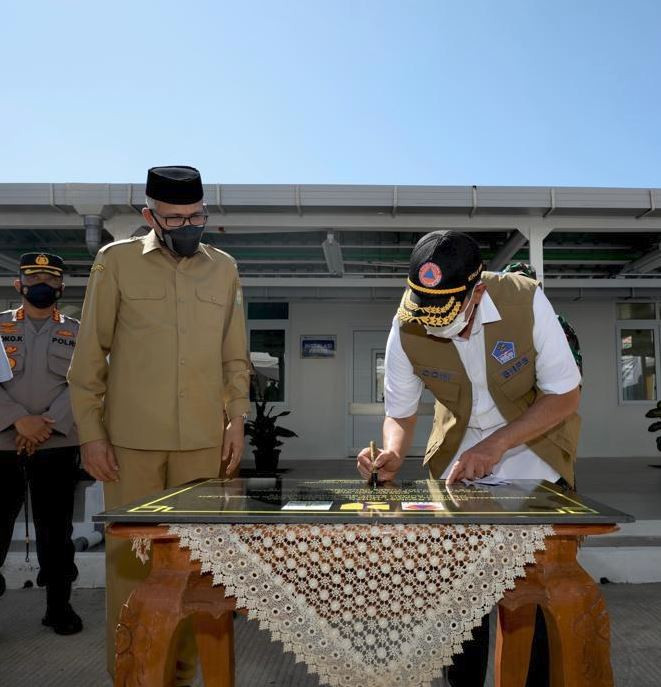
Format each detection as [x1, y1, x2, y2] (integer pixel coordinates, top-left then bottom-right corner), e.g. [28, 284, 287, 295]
[161, 523, 552, 687]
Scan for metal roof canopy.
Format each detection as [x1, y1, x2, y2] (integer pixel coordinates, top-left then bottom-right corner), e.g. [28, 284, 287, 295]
[1, 183, 660, 289]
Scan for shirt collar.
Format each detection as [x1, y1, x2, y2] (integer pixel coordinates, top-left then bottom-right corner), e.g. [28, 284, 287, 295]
[449, 290, 501, 340]
[141, 229, 211, 260]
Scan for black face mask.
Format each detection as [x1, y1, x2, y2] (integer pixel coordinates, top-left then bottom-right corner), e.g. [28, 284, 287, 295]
[151, 215, 204, 258]
[162, 225, 204, 257]
[21, 283, 62, 309]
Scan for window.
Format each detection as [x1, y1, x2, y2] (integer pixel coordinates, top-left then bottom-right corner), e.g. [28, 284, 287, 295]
[250, 327, 286, 403]
[248, 302, 289, 320]
[616, 302, 661, 403]
[616, 303, 655, 320]
[619, 329, 656, 401]
[373, 350, 385, 403]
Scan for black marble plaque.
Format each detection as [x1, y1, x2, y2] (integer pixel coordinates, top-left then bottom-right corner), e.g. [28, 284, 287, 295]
[94, 478, 634, 525]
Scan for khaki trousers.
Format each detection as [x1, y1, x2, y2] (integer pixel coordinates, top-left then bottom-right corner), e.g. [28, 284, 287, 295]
[104, 445, 223, 685]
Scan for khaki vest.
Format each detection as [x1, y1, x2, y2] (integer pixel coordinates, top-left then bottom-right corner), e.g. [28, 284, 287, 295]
[399, 272, 580, 486]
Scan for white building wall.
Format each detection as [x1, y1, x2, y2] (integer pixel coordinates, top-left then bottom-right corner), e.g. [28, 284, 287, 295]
[550, 296, 657, 459]
[254, 295, 661, 464]
[260, 301, 395, 460]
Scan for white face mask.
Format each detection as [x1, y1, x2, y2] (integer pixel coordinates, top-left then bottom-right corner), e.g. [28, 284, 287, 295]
[424, 292, 478, 339]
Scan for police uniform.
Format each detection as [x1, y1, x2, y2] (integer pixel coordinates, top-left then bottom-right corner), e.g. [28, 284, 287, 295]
[68, 166, 251, 682]
[0, 252, 81, 634]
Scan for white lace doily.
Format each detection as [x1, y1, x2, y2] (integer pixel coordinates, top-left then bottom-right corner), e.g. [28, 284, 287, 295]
[169, 523, 551, 687]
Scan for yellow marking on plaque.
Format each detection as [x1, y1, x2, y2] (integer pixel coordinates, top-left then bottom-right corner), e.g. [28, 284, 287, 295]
[340, 503, 363, 511]
[127, 479, 214, 513]
[539, 483, 598, 514]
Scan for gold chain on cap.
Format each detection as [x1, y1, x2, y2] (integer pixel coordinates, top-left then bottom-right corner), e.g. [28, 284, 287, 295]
[397, 298, 462, 326]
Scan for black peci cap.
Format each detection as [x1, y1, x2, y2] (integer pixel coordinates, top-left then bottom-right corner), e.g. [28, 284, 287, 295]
[146, 166, 204, 205]
[397, 231, 483, 327]
[20, 252, 65, 277]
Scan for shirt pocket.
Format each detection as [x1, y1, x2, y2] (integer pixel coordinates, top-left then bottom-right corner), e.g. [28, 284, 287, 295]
[123, 286, 167, 326]
[48, 345, 73, 377]
[5, 348, 24, 375]
[195, 288, 226, 327]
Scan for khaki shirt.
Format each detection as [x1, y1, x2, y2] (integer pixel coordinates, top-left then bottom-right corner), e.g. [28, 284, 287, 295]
[0, 307, 79, 451]
[68, 231, 250, 450]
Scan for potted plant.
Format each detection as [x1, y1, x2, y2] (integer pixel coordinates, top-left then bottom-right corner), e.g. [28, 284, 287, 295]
[245, 401, 298, 473]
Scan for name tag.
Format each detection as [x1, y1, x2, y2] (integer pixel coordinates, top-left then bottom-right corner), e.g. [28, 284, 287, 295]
[500, 355, 531, 380]
[419, 368, 456, 383]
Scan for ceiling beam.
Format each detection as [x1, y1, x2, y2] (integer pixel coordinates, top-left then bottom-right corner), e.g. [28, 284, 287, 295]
[620, 246, 661, 274]
[0, 253, 19, 273]
[487, 231, 528, 270]
[49, 275, 661, 289]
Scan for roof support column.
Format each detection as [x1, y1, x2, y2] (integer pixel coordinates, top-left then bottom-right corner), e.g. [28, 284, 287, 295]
[516, 222, 552, 285]
[104, 215, 146, 242]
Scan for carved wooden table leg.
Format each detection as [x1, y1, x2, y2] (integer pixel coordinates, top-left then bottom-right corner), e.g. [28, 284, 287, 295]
[541, 536, 614, 687]
[193, 612, 235, 687]
[114, 539, 195, 687]
[494, 603, 537, 687]
[496, 528, 615, 687]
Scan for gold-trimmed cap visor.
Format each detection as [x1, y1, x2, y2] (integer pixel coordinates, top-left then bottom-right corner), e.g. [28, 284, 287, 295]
[21, 266, 63, 277]
[19, 252, 65, 277]
[397, 288, 467, 327]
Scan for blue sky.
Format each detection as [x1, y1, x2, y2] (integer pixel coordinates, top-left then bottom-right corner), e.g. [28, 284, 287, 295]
[2, 0, 661, 186]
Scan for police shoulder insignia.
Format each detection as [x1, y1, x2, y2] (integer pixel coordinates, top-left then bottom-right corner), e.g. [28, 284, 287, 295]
[8, 357, 16, 369]
[90, 264, 105, 273]
[4, 345, 17, 354]
[491, 340, 516, 365]
[56, 329, 75, 338]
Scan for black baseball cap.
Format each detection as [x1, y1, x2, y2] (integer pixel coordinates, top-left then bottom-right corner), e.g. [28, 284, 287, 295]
[19, 252, 65, 278]
[146, 166, 204, 205]
[397, 231, 483, 327]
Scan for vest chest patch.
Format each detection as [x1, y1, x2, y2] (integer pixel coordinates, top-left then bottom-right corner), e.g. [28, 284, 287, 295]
[419, 368, 456, 383]
[500, 355, 531, 379]
[491, 340, 516, 365]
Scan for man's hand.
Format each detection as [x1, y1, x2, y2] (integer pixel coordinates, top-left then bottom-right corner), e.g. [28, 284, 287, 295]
[221, 417, 245, 477]
[81, 439, 119, 482]
[445, 437, 505, 485]
[356, 447, 403, 483]
[14, 415, 55, 444]
[15, 434, 39, 456]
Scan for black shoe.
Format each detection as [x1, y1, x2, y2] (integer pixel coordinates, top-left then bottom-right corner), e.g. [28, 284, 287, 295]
[0, 572, 5, 598]
[42, 604, 83, 635]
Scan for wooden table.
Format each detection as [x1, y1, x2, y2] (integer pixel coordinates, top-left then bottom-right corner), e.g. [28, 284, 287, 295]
[108, 522, 616, 687]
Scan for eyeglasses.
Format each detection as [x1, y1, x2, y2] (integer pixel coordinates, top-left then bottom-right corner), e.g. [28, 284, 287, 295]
[21, 274, 63, 288]
[150, 209, 208, 228]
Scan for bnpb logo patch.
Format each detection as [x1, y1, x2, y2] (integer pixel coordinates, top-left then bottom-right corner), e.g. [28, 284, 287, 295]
[491, 340, 516, 365]
[418, 262, 442, 288]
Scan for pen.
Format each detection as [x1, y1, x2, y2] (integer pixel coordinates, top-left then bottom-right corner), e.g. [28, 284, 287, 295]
[369, 440, 378, 488]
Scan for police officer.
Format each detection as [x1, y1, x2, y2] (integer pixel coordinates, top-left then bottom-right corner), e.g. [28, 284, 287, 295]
[0, 253, 82, 634]
[68, 166, 250, 684]
[357, 231, 582, 687]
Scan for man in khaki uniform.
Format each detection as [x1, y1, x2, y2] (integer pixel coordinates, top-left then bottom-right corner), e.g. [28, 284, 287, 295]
[68, 166, 250, 684]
